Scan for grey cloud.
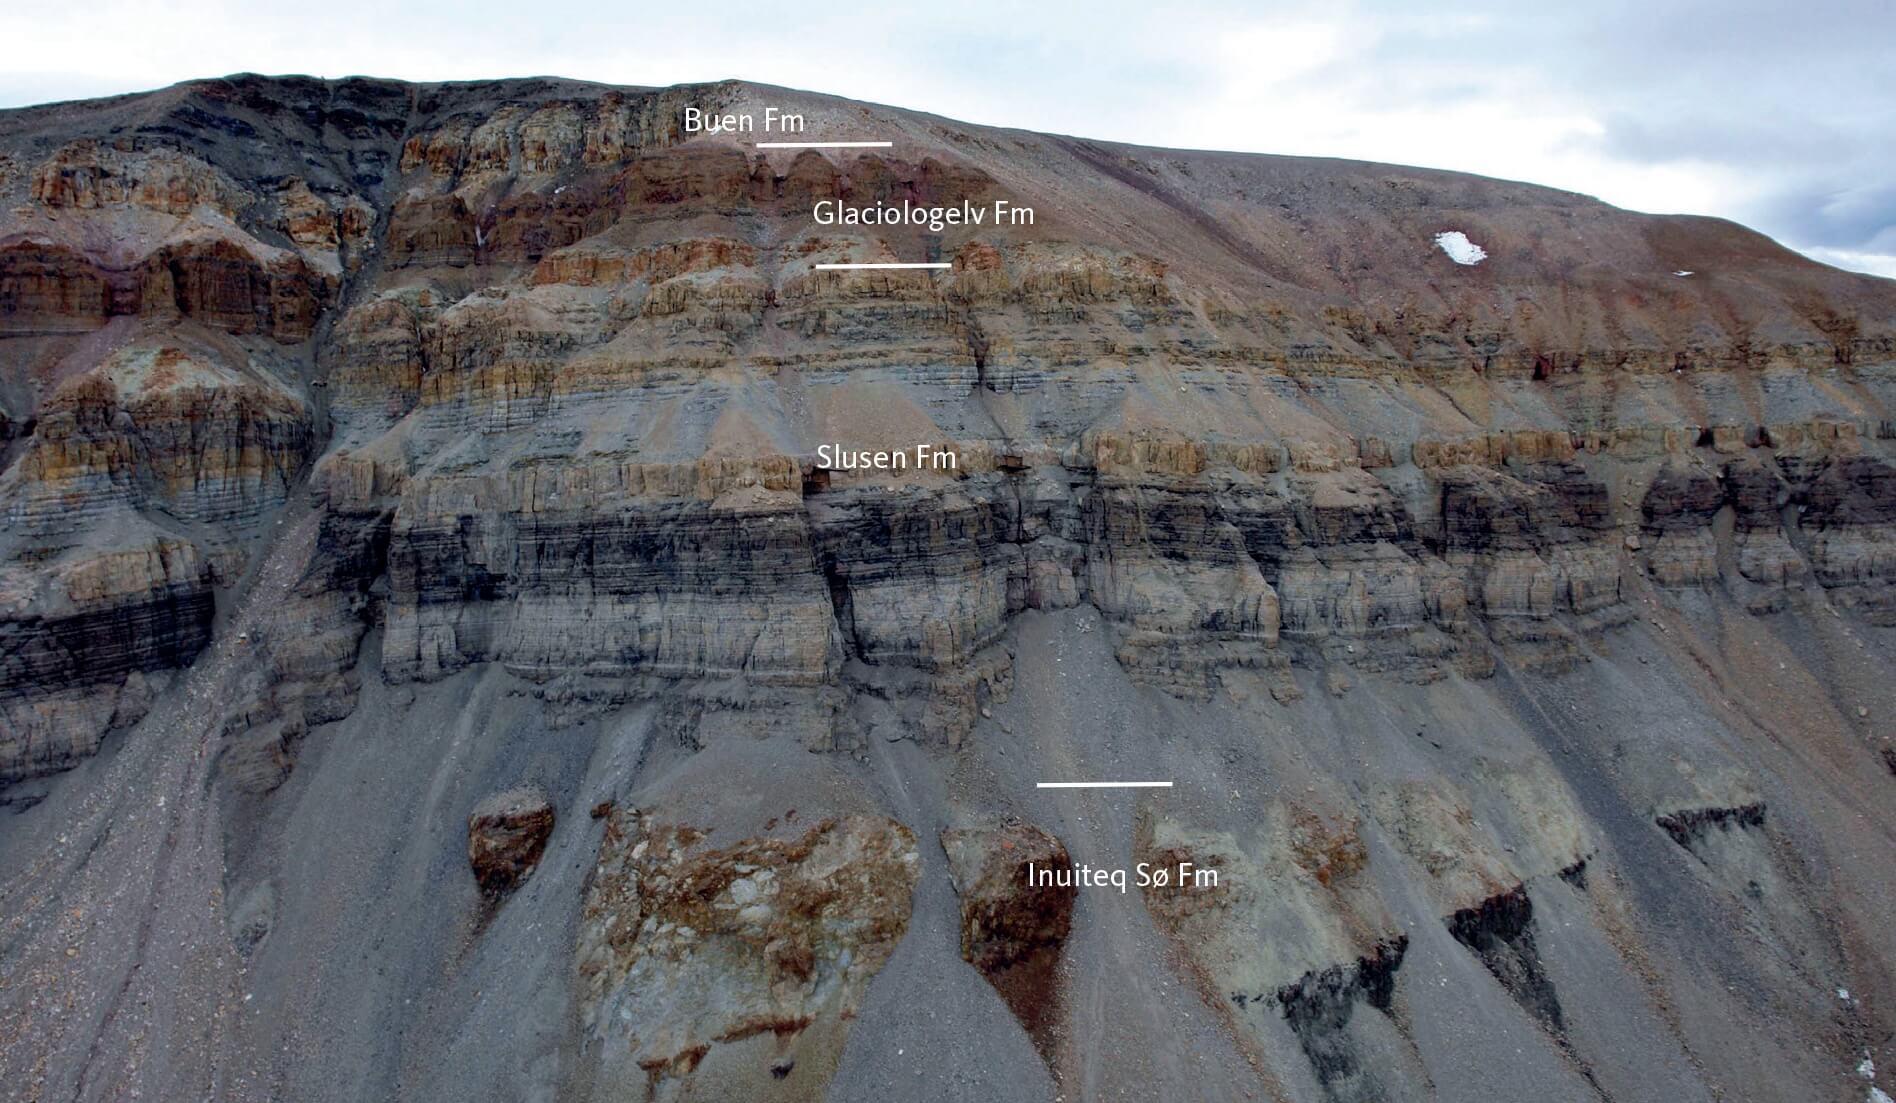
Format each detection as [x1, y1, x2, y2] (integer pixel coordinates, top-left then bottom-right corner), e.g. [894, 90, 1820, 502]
[1344, 0, 1896, 270]
[1594, 114, 1854, 166]
[1754, 183, 1896, 250]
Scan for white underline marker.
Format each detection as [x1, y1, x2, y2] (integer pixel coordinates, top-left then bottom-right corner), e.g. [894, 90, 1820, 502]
[756, 141, 892, 148]
[814, 262, 952, 270]
[1036, 781, 1174, 789]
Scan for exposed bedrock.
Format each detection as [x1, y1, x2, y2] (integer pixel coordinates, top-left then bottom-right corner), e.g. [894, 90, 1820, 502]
[3, 73, 1896, 1103]
[379, 482, 842, 685]
[24, 377, 1892, 780]
[1800, 452, 1896, 619]
[1130, 748, 1607, 1101]
[7, 338, 311, 534]
[17, 72, 1867, 766]
[467, 783, 556, 896]
[0, 332, 311, 781]
[343, 438, 1696, 745]
[0, 537, 212, 778]
[1082, 476, 1285, 695]
[0, 232, 334, 343]
[343, 386, 1888, 720]
[1446, 885, 1564, 1034]
[940, 819, 1076, 1062]
[1640, 461, 1727, 587]
[1132, 803, 1420, 1101]
[574, 809, 920, 1100]
[1269, 937, 1410, 1103]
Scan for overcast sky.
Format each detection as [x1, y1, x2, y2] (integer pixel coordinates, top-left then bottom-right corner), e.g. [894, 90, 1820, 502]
[5, 0, 1891, 276]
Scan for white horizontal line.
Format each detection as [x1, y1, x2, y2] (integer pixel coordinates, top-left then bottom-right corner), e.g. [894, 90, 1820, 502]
[756, 141, 892, 148]
[814, 262, 951, 270]
[1036, 781, 1174, 789]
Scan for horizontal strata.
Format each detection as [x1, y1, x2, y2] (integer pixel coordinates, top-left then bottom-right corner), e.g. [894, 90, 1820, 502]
[1, 76, 1895, 1103]
[0, 73, 1892, 778]
[0, 537, 213, 776]
[336, 416, 1896, 722]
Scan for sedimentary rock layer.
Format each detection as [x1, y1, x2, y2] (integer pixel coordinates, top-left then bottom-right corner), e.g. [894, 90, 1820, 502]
[1, 74, 1894, 1103]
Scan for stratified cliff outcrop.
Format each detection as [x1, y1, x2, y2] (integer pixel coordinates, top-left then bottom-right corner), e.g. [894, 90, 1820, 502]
[1, 75, 1893, 1103]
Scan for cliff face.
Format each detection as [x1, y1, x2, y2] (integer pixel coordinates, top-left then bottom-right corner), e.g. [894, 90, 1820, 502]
[1, 75, 1894, 1103]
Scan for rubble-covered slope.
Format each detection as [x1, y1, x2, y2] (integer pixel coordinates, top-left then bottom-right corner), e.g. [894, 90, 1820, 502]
[1, 74, 1894, 1103]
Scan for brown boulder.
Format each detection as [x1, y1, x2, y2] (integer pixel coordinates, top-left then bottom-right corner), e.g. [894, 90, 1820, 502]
[940, 819, 1075, 1058]
[467, 784, 555, 896]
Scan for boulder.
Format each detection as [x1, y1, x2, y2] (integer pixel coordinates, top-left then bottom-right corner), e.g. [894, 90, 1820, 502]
[940, 819, 1075, 1055]
[467, 784, 555, 896]
[575, 810, 919, 1097]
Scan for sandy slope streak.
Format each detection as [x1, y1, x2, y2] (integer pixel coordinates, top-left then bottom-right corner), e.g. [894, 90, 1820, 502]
[0, 505, 321, 1100]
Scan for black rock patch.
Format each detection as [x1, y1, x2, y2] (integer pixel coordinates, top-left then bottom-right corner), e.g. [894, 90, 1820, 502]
[1230, 936, 1407, 1102]
[1446, 885, 1564, 1034]
[1654, 802, 1765, 851]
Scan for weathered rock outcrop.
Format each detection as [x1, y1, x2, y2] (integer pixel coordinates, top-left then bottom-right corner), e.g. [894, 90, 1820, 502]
[941, 819, 1076, 1058]
[1135, 803, 1420, 1100]
[575, 810, 919, 1099]
[0, 536, 211, 777]
[0, 334, 309, 780]
[467, 784, 555, 896]
[3, 73, 1896, 1103]
[9, 74, 1893, 780]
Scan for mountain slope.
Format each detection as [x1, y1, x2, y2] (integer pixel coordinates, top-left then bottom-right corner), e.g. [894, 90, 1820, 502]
[1, 74, 1893, 1103]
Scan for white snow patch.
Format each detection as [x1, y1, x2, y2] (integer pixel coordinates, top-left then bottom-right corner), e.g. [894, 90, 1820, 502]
[1674, 270, 1694, 276]
[1869, 1087, 1893, 1103]
[1435, 230, 1487, 265]
[1841, 988, 1853, 1000]
[1858, 1054, 1875, 1079]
